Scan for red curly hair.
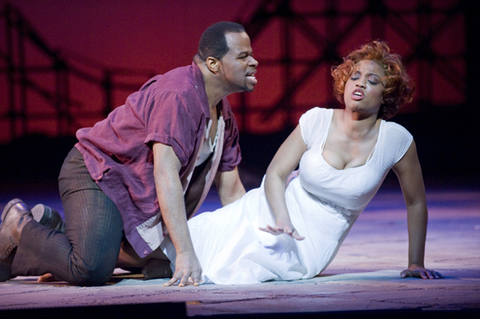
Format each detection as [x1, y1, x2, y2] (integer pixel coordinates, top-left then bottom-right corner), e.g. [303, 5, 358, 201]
[331, 41, 415, 120]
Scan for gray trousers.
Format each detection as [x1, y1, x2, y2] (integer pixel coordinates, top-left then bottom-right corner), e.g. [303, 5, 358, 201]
[11, 147, 124, 286]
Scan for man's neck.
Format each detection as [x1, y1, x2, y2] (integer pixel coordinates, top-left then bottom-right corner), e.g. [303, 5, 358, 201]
[194, 55, 228, 111]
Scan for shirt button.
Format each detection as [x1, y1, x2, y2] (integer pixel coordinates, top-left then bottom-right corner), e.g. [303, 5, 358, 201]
[143, 250, 148, 255]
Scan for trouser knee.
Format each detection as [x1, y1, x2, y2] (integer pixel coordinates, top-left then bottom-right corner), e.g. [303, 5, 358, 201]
[70, 262, 116, 286]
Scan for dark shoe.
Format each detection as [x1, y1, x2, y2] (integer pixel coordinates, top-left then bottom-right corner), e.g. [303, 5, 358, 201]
[31, 204, 65, 233]
[0, 199, 33, 282]
[142, 258, 173, 280]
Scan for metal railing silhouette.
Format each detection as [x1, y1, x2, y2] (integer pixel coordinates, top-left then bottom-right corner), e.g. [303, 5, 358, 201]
[233, 0, 466, 132]
[0, 0, 467, 140]
[0, 3, 156, 141]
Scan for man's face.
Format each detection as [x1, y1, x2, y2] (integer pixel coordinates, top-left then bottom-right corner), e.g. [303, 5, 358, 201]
[218, 32, 258, 93]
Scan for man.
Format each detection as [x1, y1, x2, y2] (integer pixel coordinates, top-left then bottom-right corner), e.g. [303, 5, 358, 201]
[0, 21, 258, 287]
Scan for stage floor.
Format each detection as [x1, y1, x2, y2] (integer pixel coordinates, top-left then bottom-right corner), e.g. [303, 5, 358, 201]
[0, 180, 479, 318]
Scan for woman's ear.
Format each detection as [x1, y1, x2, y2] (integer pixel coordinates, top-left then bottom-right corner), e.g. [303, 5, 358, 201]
[206, 57, 220, 74]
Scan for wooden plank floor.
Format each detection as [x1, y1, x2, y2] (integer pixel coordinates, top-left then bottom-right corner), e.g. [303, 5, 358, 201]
[0, 182, 479, 318]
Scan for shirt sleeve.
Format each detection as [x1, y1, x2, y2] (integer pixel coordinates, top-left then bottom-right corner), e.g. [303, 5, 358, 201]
[143, 91, 196, 167]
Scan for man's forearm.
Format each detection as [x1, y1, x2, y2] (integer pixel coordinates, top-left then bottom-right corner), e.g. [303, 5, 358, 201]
[155, 172, 195, 254]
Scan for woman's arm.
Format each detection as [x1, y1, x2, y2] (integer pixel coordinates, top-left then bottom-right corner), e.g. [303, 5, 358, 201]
[393, 140, 442, 279]
[261, 125, 307, 240]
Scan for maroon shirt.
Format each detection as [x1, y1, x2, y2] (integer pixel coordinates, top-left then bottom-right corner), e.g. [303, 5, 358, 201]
[75, 62, 241, 257]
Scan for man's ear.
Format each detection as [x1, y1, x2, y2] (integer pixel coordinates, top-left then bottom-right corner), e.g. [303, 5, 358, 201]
[206, 57, 220, 74]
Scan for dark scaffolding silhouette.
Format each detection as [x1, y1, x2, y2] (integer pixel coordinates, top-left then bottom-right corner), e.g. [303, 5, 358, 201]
[0, 3, 156, 141]
[233, 0, 467, 132]
[0, 0, 469, 140]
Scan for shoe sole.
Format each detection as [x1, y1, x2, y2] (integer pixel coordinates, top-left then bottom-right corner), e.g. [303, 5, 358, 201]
[31, 204, 65, 233]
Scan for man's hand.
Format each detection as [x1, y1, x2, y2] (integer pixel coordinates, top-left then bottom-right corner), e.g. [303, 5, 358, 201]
[164, 251, 202, 287]
[401, 265, 443, 279]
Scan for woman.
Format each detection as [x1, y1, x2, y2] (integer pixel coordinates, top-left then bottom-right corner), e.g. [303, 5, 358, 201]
[159, 40, 441, 285]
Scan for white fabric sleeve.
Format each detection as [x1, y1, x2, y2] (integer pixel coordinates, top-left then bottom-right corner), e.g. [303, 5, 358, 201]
[389, 122, 414, 163]
[299, 107, 326, 148]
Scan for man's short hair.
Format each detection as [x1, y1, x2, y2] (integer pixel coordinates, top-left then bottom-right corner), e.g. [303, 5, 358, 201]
[198, 21, 246, 61]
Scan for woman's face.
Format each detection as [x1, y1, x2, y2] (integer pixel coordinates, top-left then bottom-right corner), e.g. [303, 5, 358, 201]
[344, 60, 385, 116]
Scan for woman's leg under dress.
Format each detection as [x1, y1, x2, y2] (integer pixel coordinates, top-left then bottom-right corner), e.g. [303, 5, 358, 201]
[10, 147, 124, 286]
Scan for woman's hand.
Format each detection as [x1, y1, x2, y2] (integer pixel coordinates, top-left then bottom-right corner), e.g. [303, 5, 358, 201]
[263, 125, 307, 242]
[259, 219, 305, 241]
[400, 264, 443, 279]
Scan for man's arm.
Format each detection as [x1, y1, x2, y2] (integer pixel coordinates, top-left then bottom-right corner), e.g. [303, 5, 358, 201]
[152, 142, 202, 286]
[214, 167, 246, 206]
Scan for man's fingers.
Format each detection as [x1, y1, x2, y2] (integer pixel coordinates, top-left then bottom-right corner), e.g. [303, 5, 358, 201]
[164, 270, 202, 287]
[163, 270, 183, 286]
[164, 276, 179, 287]
[178, 272, 202, 287]
[178, 278, 187, 287]
[190, 276, 201, 286]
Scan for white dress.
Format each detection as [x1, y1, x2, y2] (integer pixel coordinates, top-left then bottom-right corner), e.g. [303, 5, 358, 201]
[161, 107, 413, 285]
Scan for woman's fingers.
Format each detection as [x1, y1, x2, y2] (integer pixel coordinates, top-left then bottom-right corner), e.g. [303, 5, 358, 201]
[259, 225, 305, 240]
